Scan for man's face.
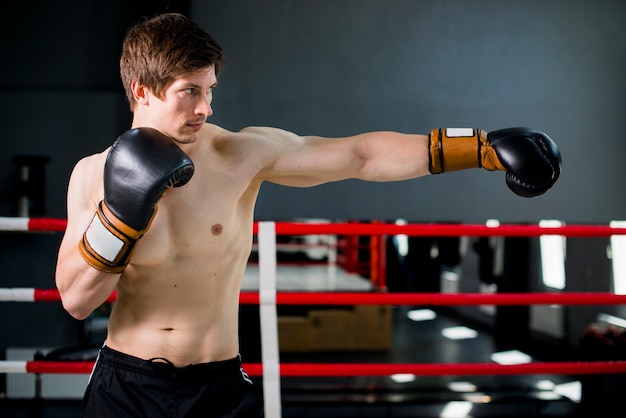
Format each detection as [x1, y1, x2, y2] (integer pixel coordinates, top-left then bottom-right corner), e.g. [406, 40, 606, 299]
[143, 66, 218, 143]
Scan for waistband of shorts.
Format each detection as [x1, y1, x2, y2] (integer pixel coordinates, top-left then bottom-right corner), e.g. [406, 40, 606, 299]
[97, 345, 244, 378]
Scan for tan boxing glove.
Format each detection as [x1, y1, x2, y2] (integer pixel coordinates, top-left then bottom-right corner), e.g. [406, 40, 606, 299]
[428, 127, 562, 197]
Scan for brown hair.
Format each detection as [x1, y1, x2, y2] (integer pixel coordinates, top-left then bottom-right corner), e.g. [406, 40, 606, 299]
[120, 13, 224, 111]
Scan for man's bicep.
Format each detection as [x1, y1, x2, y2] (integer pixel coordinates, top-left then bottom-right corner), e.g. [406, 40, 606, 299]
[262, 135, 363, 187]
[230, 127, 359, 186]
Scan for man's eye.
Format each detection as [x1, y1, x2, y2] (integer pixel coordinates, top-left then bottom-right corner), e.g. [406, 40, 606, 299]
[184, 88, 195, 95]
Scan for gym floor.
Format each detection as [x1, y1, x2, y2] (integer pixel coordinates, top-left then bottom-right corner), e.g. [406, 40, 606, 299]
[276, 305, 588, 418]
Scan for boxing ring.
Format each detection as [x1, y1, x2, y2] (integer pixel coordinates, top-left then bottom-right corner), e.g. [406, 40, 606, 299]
[2, 217, 626, 417]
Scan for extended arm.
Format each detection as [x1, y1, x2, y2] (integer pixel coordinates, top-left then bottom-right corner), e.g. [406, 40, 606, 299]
[244, 126, 561, 197]
[235, 127, 432, 187]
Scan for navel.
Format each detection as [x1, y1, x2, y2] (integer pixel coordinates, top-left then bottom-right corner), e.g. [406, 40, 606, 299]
[211, 224, 223, 235]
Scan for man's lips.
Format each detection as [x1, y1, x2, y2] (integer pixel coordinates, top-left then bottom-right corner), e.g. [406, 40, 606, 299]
[187, 121, 205, 129]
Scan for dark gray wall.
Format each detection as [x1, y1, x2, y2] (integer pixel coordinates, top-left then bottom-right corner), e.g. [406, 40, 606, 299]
[196, 0, 626, 223]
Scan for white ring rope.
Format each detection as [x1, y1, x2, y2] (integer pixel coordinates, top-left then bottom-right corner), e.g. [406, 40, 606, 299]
[0, 288, 35, 302]
[0, 217, 29, 231]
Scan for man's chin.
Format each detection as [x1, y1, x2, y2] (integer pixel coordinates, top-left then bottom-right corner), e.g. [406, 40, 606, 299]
[172, 128, 201, 144]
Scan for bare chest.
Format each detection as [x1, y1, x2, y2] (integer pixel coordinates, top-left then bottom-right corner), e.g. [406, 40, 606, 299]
[129, 162, 260, 269]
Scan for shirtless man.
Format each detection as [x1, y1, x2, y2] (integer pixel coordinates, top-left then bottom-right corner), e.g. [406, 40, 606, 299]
[55, 13, 561, 418]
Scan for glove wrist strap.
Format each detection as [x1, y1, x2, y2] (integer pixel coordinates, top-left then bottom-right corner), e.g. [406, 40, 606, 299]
[428, 128, 485, 173]
[78, 201, 145, 273]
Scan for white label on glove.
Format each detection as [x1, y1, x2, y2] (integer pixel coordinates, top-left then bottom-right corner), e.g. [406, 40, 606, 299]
[85, 213, 125, 262]
[446, 128, 474, 137]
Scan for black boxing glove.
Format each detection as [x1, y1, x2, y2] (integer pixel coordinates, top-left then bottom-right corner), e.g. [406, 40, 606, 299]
[79, 128, 194, 273]
[428, 127, 561, 197]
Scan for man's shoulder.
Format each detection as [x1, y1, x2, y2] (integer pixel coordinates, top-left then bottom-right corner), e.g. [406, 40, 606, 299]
[71, 150, 107, 179]
[202, 122, 228, 137]
[204, 123, 254, 147]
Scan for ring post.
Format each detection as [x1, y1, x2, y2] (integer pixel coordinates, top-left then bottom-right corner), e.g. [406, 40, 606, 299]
[258, 221, 281, 418]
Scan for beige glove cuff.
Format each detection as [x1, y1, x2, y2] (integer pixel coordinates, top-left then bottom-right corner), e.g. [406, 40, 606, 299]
[78, 201, 145, 274]
[429, 128, 502, 173]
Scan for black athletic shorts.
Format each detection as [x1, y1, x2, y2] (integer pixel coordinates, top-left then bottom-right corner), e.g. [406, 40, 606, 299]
[81, 345, 261, 418]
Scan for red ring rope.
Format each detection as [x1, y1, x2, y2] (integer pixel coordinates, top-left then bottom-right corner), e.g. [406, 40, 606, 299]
[265, 222, 626, 238]
[31, 289, 117, 303]
[20, 360, 626, 376]
[27, 218, 67, 232]
[6, 217, 626, 237]
[242, 292, 626, 306]
[18, 289, 626, 305]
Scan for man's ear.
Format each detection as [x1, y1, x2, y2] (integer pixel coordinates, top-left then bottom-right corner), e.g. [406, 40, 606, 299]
[131, 81, 149, 106]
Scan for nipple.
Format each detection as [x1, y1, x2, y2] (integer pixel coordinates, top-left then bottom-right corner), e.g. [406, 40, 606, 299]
[211, 224, 223, 235]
